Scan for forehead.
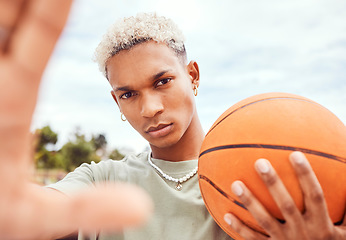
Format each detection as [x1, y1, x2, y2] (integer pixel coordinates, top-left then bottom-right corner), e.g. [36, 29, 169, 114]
[106, 41, 184, 88]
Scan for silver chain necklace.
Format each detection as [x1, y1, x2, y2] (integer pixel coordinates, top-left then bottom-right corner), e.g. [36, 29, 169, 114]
[147, 153, 198, 191]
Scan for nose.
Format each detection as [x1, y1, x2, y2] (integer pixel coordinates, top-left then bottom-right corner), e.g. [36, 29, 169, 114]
[140, 93, 164, 118]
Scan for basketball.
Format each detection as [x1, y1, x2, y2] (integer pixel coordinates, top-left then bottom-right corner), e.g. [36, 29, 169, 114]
[198, 92, 346, 239]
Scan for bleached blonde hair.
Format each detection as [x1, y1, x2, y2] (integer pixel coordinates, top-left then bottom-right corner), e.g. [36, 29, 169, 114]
[94, 12, 186, 78]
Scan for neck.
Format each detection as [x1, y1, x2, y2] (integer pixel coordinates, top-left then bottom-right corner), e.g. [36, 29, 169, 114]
[150, 115, 205, 161]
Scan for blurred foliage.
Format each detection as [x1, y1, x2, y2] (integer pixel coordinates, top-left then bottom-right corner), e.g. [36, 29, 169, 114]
[34, 125, 58, 151]
[108, 149, 124, 160]
[34, 125, 61, 169]
[35, 148, 65, 169]
[91, 134, 107, 150]
[60, 132, 101, 171]
[33, 125, 124, 172]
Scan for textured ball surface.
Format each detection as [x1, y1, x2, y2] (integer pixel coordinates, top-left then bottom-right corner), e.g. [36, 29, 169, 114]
[198, 92, 346, 239]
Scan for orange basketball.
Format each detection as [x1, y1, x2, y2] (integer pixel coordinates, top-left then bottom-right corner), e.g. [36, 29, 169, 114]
[198, 92, 346, 239]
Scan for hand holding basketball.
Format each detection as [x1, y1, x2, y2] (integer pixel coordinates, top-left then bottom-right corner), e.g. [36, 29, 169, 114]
[225, 152, 346, 240]
[198, 92, 346, 239]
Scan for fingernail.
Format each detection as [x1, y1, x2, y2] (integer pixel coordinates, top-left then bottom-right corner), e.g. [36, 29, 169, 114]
[291, 151, 305, 165]
[231, 181, 244, 196]
[224, 213, 232, 225]
[256, 159, 270, 173]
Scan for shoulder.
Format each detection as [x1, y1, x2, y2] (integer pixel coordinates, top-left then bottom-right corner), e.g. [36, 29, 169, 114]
[86, 151, 150, 181]
[93, 151, 149, 169]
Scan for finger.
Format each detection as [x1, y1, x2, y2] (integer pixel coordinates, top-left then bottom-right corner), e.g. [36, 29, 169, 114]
[0, 2, 73, 228]
[0, 0, 24, 28]
[0, 0, 25, 52]
[289, 152, 332, 226]
[224, 213, 269, 240]
[254, 158, 305, 228]
[0, 0, 73, 166]
[0, 0, 26, 29]
[231, 180, 283, 237]
[9, 0, 73, 75]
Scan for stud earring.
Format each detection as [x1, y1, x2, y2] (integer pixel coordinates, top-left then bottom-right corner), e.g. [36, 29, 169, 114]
[193, 85, 198, 96]
[121, 113, 127, 121]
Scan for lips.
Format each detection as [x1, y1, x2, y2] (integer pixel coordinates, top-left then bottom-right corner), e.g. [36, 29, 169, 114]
[145, 123, 173, 138]
[146, 124, 170, 132]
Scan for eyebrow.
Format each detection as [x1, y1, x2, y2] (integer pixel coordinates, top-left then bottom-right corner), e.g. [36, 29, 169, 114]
[114, 86, 132, 92]
[114, 69, 171, 92]
[152, 70, 170, 81]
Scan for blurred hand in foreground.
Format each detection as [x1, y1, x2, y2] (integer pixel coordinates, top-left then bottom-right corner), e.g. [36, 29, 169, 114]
[0, 1, 153, 239]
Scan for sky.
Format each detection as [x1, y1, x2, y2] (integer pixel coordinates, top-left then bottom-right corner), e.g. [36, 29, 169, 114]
[31, 0, 346, 154]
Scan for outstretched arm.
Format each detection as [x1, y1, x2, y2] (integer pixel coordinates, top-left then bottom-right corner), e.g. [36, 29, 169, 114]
[0, 1, 152, 239]
[224, 151, 346, 240]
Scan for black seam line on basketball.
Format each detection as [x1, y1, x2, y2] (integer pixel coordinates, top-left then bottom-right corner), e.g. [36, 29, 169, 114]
[240, 220, 270, 237]
[199, 174, 286, 232]
[199, 175, 247, 210]
[335, 219, 343, 226]
[199, 144, 346, 164]
[206, 96, 317, 137]
[200, 175, 278, 237]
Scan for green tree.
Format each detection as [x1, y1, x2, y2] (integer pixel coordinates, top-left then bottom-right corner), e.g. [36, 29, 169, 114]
[34, 125, 58, 151]
[34, 125, 62, 169]
[60, 131, 101, 171]
[34, 126, 124, 171]
[35, 149, 65, 169]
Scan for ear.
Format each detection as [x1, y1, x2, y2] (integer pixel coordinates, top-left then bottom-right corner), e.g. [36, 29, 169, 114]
[110, 90, 120, 108]
[187, 60, 200, 88]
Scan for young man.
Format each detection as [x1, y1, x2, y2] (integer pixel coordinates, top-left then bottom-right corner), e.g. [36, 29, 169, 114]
[0, 3, 344, 239]
[49, 13, 231, 240]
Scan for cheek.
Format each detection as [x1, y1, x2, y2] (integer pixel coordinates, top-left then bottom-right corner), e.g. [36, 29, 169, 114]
[126, 116, 145, 136]
[169, 83, 195, 114]
[119, 104, 141, 127]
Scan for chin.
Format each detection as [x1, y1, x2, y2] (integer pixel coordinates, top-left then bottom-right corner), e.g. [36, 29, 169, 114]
[150, 139, 175, 149]
[148, 134, 180, 149]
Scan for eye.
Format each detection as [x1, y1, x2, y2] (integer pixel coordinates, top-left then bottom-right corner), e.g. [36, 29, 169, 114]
[156, 78, 171, 87]
[120, 92, 135, 99]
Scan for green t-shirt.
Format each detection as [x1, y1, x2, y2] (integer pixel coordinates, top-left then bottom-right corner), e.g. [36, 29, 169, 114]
[48, 152, 233, 240]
